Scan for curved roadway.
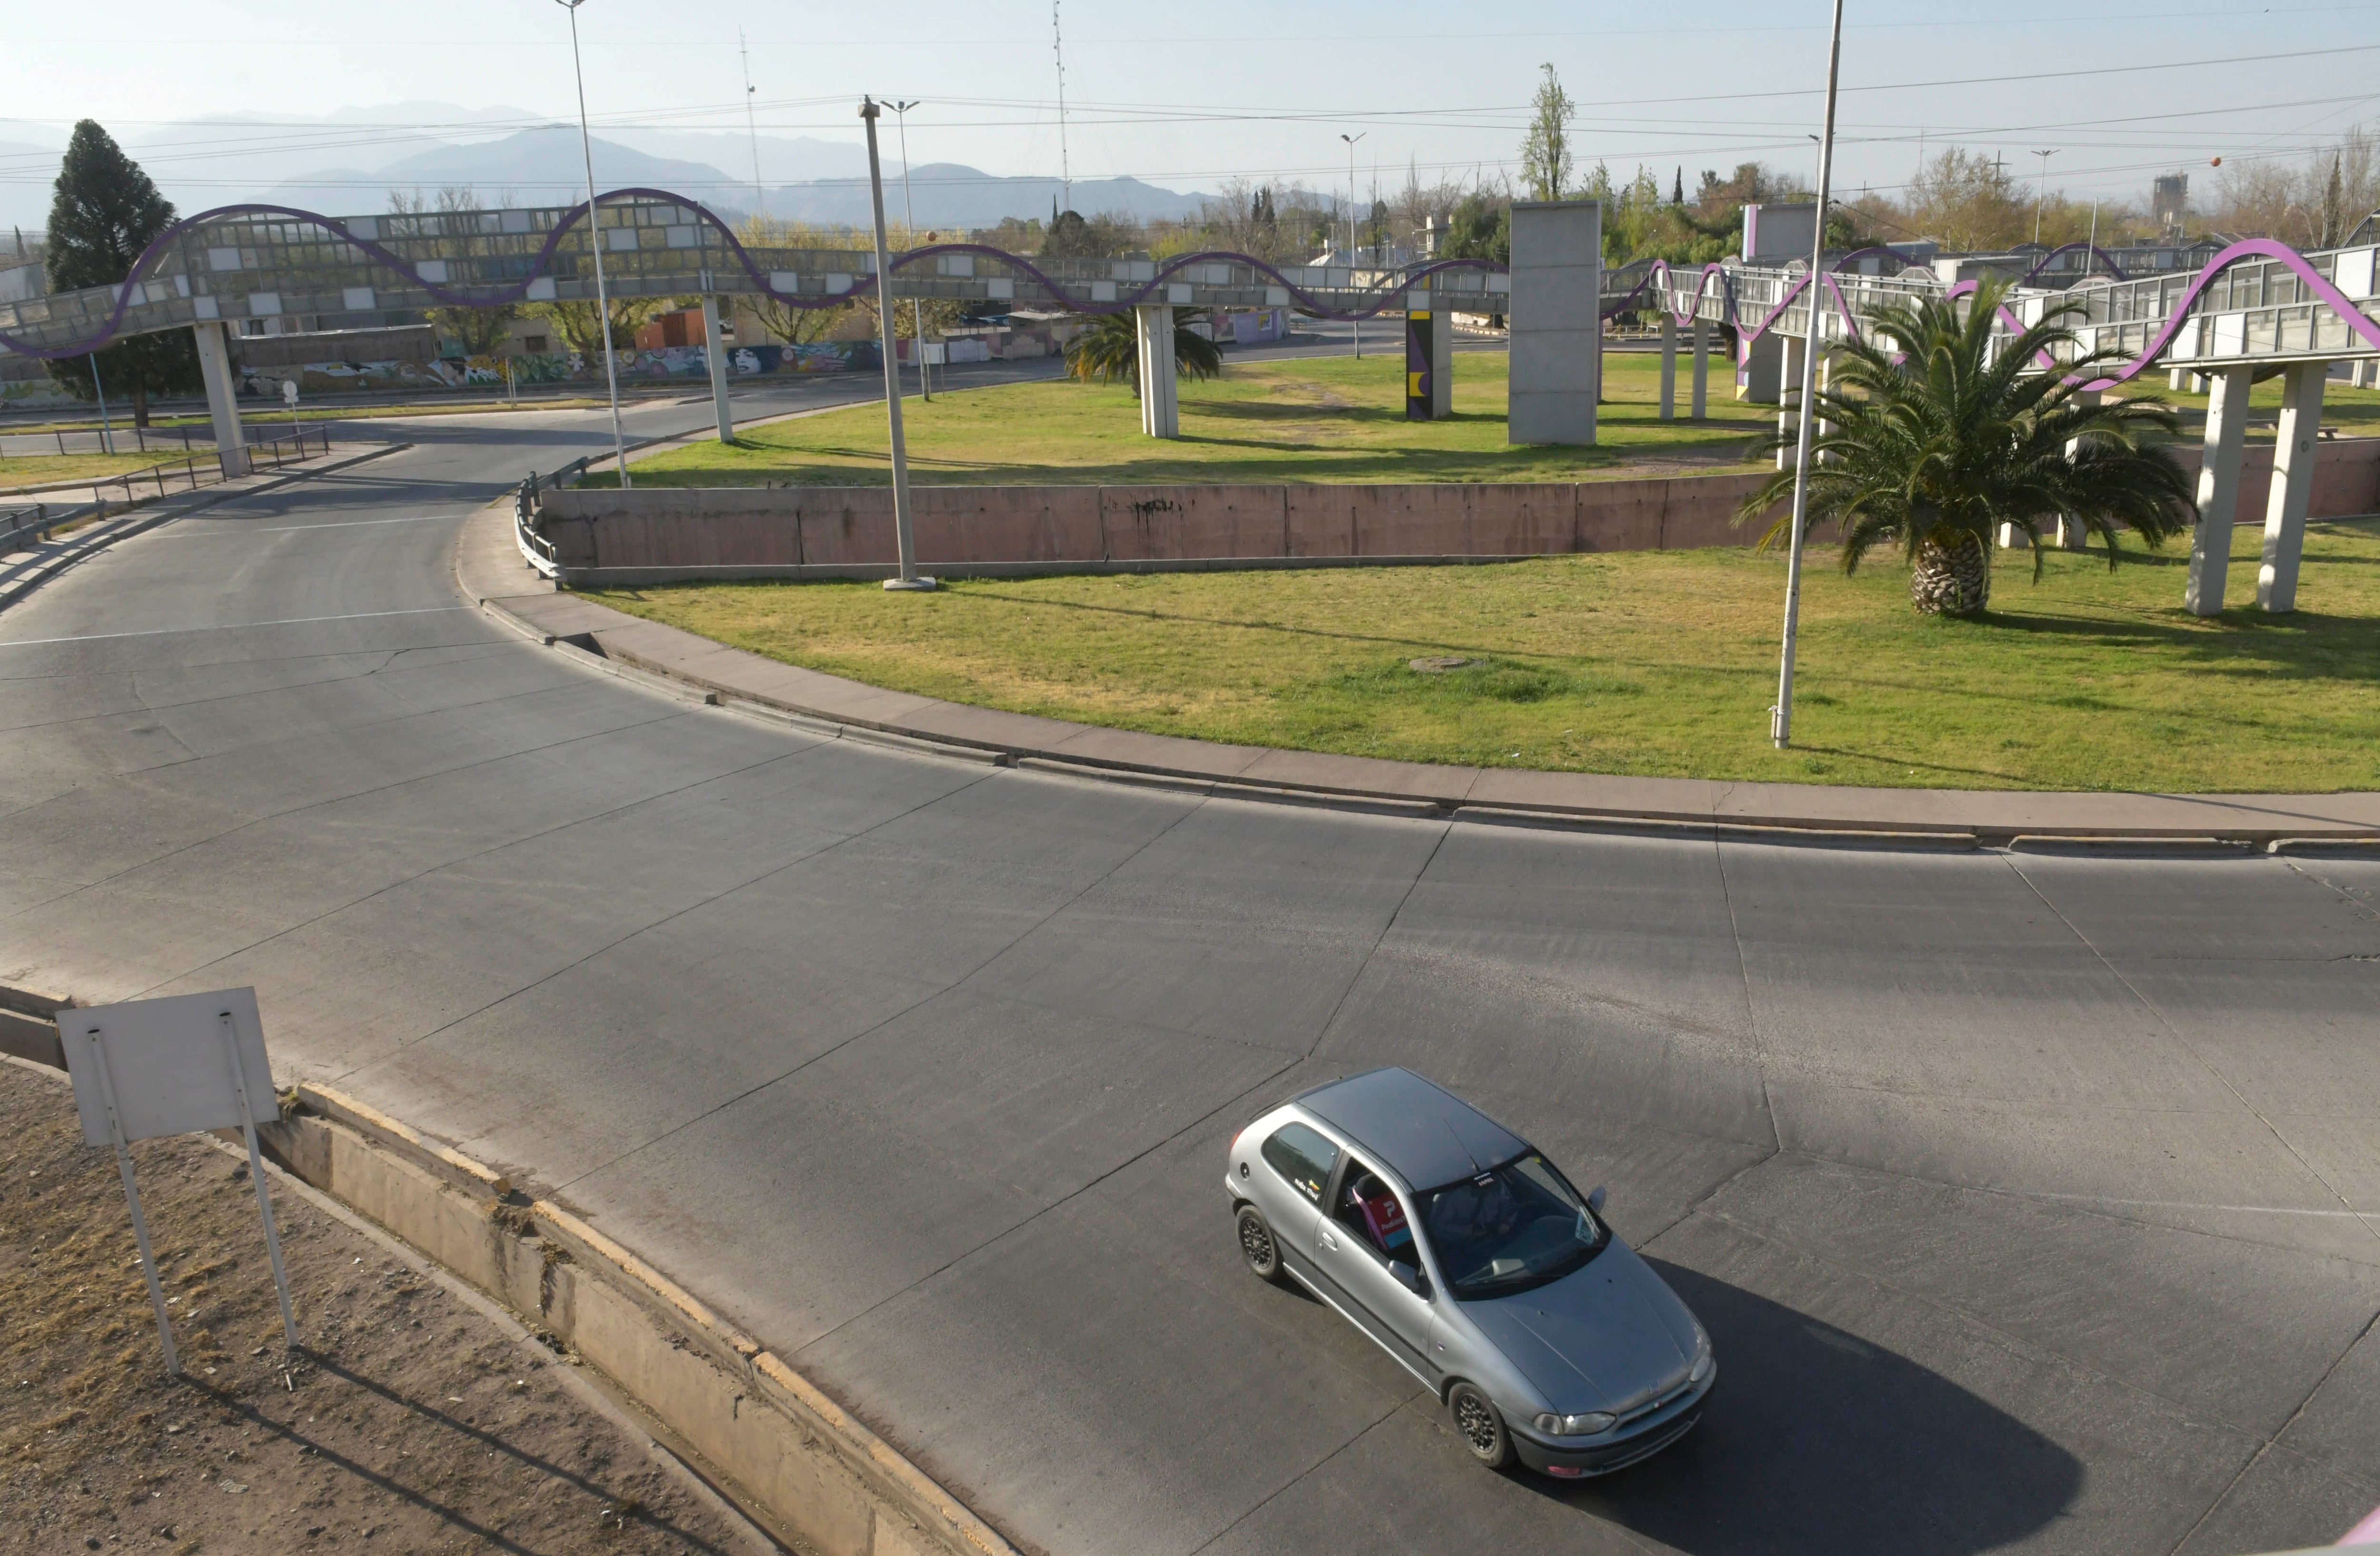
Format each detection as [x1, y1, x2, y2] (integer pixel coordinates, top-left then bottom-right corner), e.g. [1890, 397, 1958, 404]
[2, 374, 2375, 1556]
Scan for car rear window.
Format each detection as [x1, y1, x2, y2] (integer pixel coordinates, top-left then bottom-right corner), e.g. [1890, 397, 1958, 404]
[1260, 1122, 1339, 1204]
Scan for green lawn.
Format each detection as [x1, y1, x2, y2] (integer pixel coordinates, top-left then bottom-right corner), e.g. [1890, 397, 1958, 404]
[605, 351, 1781, 489]
[589, 518, 2380, 793]
[0, 451, 187, 492]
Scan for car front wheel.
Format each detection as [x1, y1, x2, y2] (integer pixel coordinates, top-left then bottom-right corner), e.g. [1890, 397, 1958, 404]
[1235, 1204, 1282, 1282]
[1448, 1382, 1513, 1469]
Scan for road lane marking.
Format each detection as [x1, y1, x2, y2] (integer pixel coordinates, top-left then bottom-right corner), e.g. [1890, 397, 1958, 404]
[0, 605, 474, 647]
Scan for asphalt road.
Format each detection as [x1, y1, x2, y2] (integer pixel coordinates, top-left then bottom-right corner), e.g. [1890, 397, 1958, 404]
[0, 377, 2374, 1556]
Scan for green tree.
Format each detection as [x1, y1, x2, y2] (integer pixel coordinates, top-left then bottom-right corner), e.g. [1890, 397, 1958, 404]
[1440, 192, 1509, 264]
[1734, 280, 2194, 617]
[1519, 64, 1575, 202]
[1063, 308, 1222, 398]
[388, 186, 519, 357]
[43, 120, 200, 426]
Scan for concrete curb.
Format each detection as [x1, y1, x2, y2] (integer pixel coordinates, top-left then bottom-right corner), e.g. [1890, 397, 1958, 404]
[0, 442, 412, 614]
[452, 501, 2380, 850]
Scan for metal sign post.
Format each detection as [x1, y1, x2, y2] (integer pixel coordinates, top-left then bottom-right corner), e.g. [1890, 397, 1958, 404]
[60, 988, 300, 1378]
[281, 377, 300, 444]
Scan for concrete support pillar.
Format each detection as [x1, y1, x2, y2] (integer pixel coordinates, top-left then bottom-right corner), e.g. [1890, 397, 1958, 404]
[1690, 316, 1709, 419]
[700, 295, 734, 444]
[2055, 389, 2099, 548]
[2185, 366, 2251, 616]
[2258, 361, 2327, 613]
[1136, 305, 1178, 438]
[1507, 199, 1601, 445]
[193, 321, 249, 477]
[2353, 358, 2372, 390]
[1775, 334, 1805, 469]
[1658, 314, 1677, 420]
[2169, 366, 2187, 392]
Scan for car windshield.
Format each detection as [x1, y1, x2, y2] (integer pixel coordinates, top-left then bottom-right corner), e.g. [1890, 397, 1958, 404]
[1418, 1154, 1607, 1300]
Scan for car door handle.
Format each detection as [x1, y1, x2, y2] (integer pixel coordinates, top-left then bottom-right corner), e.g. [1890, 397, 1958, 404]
[1320, 1231, 1338, 1250]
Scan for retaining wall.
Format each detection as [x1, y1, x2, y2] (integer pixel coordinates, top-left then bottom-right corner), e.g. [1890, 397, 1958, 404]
[536, 437, 2380, 583]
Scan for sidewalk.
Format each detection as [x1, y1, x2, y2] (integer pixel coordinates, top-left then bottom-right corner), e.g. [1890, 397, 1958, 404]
[454, 500, 2380, 846]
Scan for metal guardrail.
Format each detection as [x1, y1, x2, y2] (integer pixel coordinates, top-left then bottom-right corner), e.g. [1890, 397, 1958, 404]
[0, 497, 100, 553]
[78, 425, 332, 506]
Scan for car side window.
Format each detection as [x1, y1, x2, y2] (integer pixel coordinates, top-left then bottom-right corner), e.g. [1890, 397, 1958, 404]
[1334, 1160, 1419, 1268]
[1260, 1122, 1339, 1205]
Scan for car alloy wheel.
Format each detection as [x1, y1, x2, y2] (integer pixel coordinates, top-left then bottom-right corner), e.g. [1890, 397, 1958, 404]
[1236, 1205, 1282, 1281]
[1449, 1382, 1512, 1469]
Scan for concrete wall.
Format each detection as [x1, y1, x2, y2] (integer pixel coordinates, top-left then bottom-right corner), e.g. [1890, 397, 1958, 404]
[541, 472, 1788, 576]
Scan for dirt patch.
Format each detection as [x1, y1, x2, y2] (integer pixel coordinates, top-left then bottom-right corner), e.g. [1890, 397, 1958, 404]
[0, 1060, 760, 1554]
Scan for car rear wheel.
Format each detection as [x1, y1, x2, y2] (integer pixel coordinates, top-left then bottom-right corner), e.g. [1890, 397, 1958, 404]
[1235, 1204, 1282, 1281]
[1448, 1382, 1512, 1469]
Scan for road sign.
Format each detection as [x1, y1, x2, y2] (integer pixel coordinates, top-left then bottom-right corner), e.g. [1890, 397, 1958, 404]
[58, 988, 300, 1376]
[281, 379, 299, 407]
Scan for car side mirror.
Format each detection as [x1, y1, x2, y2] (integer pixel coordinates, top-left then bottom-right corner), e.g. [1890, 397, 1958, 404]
[1389, 1260, 1430, 1298]
[1587, 1186, 1608, 1215]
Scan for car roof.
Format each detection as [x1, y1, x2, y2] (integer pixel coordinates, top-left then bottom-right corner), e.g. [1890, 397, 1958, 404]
[1293, 1068, 1530, 1191]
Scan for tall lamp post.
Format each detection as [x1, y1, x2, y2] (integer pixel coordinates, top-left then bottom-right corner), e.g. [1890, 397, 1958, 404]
[2032, 149, 2058, 245]
[1341, 131, 1366, 358]
[556, 0, 631, 489]
[863, 97, 932, 591]
[891, 99, 932, 400]
[1770, 0, 1845, 749]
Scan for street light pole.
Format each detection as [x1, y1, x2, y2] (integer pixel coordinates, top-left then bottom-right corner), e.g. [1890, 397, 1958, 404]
[2033, 149, 2058, 245]
[1771, 0, 1845, 750]
[1341, 131, 1365, 359]
[863, 98, 933, 592]
[557, 0, 631, 490]
[892, 99, 930, 400]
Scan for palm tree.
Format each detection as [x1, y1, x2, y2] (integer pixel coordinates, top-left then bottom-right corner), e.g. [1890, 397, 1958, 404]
[1735, 278, 2196, 617]
[1063, 307, 1224, 398]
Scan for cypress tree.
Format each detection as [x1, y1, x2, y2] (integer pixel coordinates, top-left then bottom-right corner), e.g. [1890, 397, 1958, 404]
[44, 120, 202, 426]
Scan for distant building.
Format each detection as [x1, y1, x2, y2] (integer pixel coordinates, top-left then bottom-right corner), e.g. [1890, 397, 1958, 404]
[2152, 174, 2189, 238]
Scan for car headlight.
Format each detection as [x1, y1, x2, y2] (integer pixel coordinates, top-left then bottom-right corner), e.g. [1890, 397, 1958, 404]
[1532, 1411, 1616, 1437]
[1689, 1350, 1714, 1385]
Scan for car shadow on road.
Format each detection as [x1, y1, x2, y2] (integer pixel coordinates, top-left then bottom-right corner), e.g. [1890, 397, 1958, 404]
[1539, 1261, 2083, 1556]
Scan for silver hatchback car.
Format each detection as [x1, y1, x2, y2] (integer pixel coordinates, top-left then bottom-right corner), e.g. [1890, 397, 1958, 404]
[1225, 1068, 1715, 1477]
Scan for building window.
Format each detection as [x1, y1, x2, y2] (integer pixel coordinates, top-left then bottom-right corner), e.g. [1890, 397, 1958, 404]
[524, 335, 548, 353]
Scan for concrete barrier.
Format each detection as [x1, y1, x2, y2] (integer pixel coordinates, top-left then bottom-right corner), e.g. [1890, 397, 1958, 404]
[535, 438, 2380, 585]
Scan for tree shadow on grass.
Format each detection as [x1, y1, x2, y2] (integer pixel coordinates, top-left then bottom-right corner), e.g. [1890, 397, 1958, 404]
[1545, 1262, 2083, 1556]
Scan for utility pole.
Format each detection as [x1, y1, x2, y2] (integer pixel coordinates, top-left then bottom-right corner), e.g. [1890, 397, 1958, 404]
[1342, 131, 1366, 359]
[740, 28, 764, 217]
[891, 100, 931, 399]
[1052, 1, 1071, 211]
[862, 97, 932, 592]
[2033, 149, 2057, 244]
[556, 0, 630, 489]
[1772, 0, 1845, 750]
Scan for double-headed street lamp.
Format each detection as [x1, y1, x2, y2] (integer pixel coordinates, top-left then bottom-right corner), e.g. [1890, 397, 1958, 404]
[890, 99, 932, 400]
[1341, 132, 1366, 358]
[556, 0, 631, 489]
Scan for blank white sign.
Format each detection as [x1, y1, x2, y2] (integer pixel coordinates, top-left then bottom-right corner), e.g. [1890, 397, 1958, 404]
[58, 988, 277, 1147]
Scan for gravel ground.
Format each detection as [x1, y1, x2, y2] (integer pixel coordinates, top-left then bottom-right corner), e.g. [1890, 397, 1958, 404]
[0, 1058, 768, 1555]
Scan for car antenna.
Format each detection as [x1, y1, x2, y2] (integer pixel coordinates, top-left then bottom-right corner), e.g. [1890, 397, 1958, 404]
[1441, 1118, 1485, 1179]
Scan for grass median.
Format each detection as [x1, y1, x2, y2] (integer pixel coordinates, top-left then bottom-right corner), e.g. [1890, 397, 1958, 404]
[601, 350, 1779, 488]
[589, 517, 2380, 793]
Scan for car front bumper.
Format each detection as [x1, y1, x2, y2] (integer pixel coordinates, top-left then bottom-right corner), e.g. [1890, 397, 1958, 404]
[1510, 1372, 1713, 1477]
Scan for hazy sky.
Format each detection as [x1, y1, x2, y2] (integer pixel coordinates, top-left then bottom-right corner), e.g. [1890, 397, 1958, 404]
[4, 0, 2374, 211]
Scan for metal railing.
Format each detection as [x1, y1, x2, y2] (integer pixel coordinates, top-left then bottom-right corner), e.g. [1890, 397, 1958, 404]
[78, 425, 331, 506]
[0, 498, 100, 553]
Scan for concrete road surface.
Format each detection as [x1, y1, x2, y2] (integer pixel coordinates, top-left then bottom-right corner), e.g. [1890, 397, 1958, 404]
[0, 382, 2372, 1556]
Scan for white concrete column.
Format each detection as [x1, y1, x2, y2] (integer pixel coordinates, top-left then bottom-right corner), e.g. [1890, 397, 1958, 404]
[2353, 358, 2372, 390]
[2185, 366, 2251, 616]
[2169, 366, 2187, 392]
[1690, 316, 1709, 419]
[2055, 389, 2100, 548]
[192, 321, 249, 477]
[700, 296, 734, 443]
[1507, 199, 1601, 445]
[1658, 314, 1677, 420]
[2258, 361, 2327, 612]
[1776, 334, 1805, 469]
[1135, 305, 1178, 438]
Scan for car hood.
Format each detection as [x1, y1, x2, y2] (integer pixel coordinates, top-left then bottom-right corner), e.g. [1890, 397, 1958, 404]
[1462, 1242, 1700, 1411]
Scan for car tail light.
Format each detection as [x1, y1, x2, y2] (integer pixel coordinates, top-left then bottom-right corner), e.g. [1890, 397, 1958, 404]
[1544, 1465, 1587, 1479]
